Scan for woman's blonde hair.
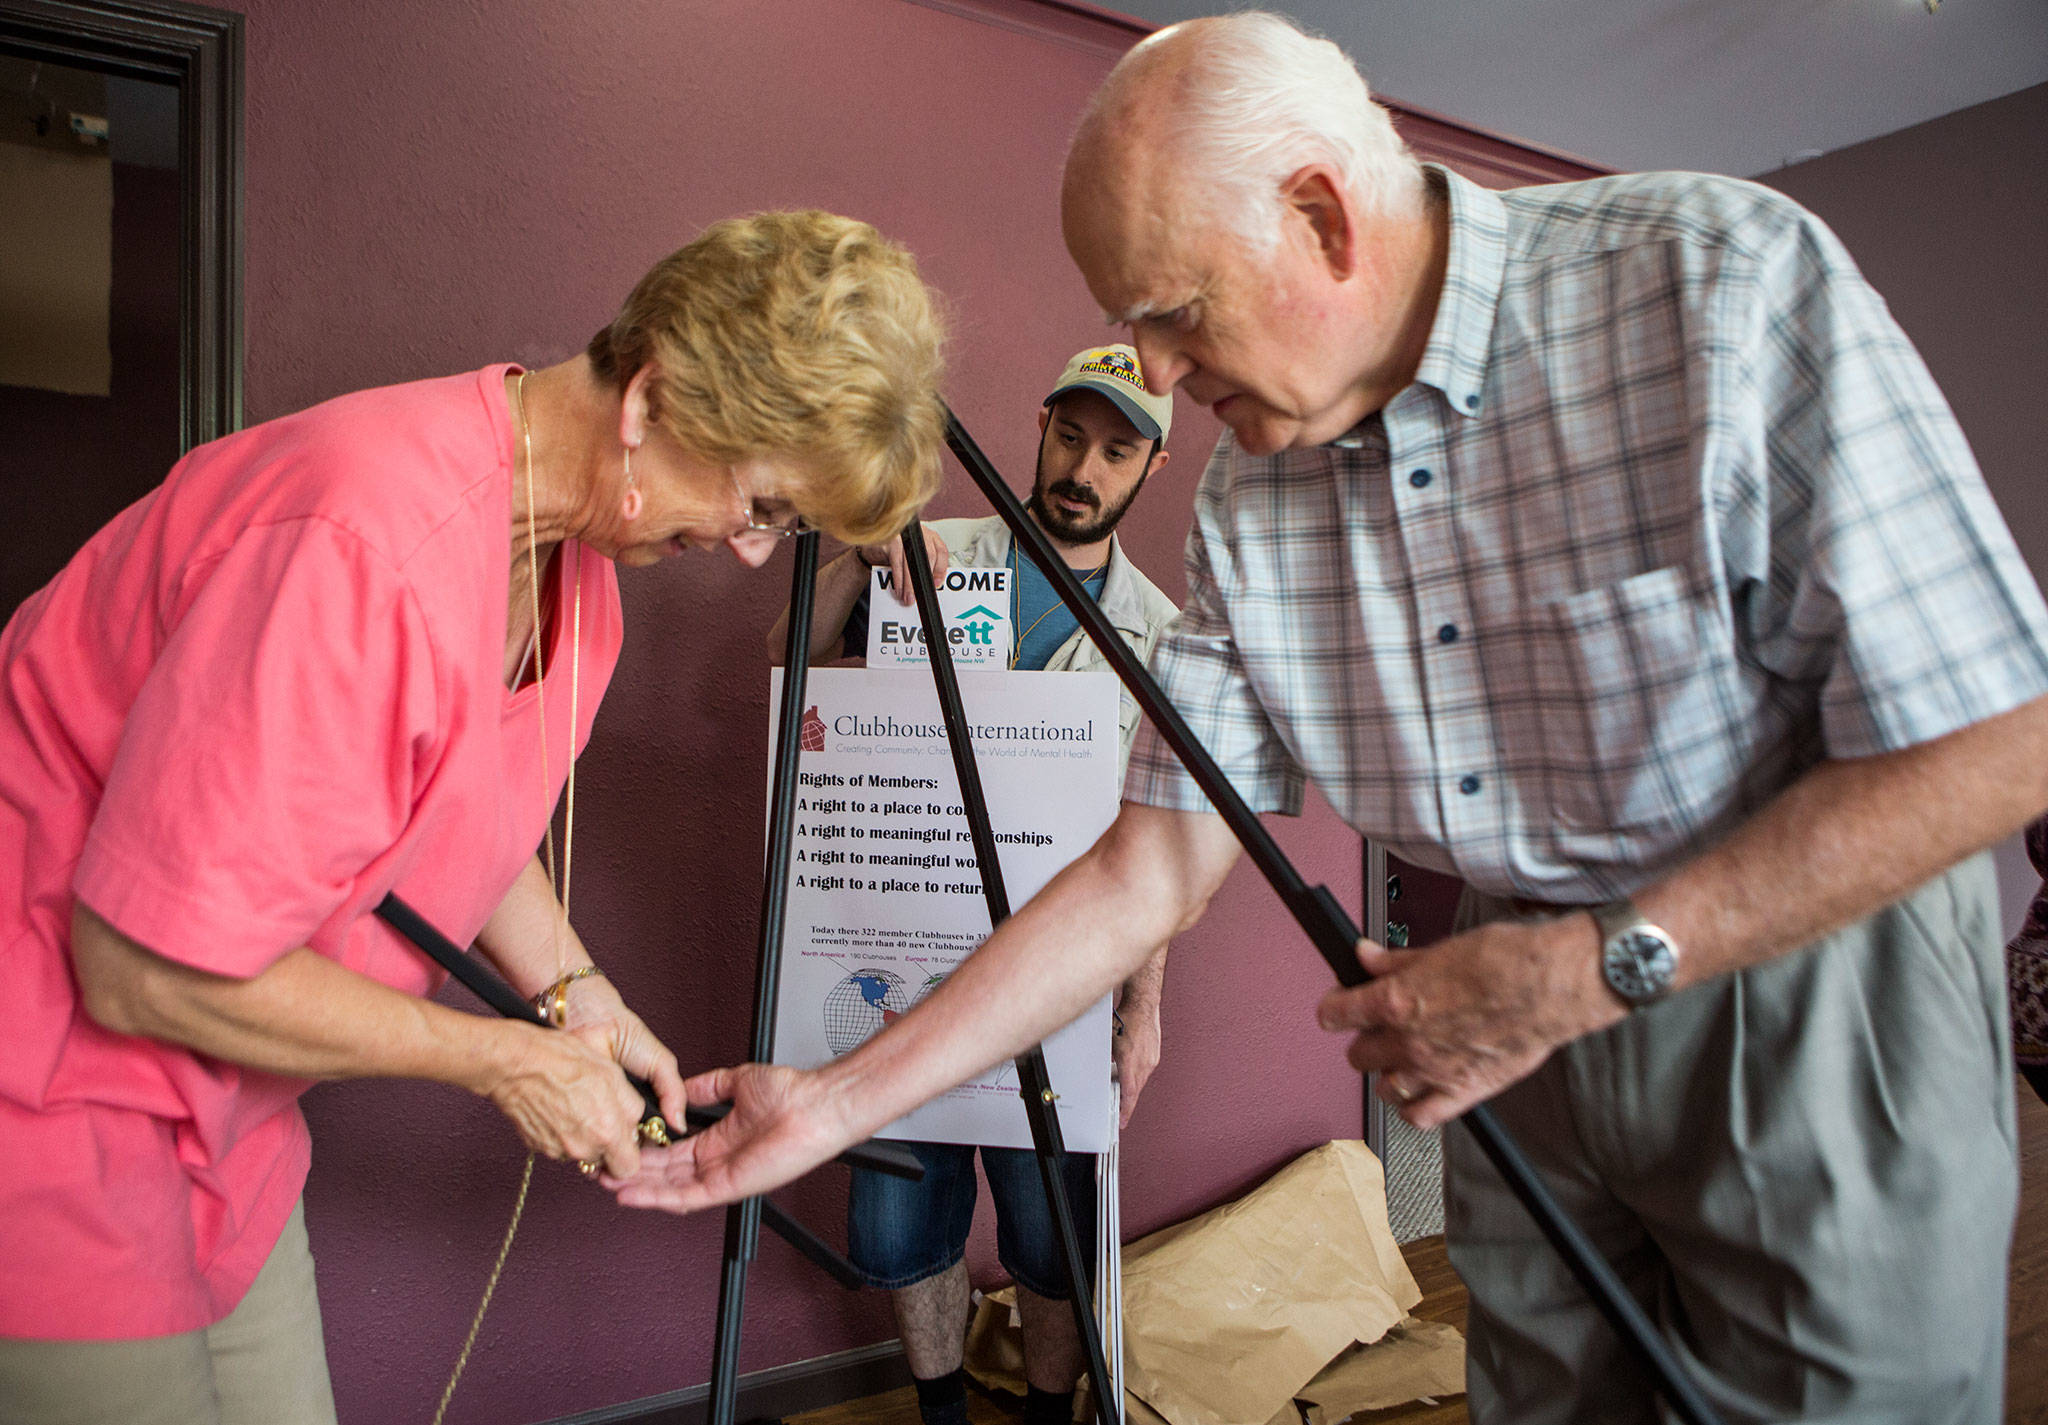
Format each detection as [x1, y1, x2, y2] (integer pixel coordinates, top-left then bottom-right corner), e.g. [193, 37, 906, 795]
[589, 211, 946, 545]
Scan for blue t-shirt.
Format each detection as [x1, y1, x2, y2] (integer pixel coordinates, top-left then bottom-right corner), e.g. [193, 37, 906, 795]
[1010, 549, 1106, 671]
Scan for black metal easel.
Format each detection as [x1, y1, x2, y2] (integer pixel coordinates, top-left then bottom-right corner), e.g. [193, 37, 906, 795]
[703, 525, 1119, 1425]
[705, 528, 835, 1425]
[936, 405, 1726, 1425]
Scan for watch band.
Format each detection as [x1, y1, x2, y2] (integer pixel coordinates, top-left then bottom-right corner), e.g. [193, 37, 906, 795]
[1591, 897, 1680, 1008]
[1591, 897, 1648, 944]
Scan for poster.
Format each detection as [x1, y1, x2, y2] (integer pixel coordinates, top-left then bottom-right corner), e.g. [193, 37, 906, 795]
[767, 666, 1117, 1150]
[865, 565, 1013, 668]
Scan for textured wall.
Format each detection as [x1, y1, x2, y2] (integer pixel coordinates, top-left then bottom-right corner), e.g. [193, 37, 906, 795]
[236, 3, 1367, 1421]
[224, 1, 1620, 1418]
[1761, 83, 2048, 933]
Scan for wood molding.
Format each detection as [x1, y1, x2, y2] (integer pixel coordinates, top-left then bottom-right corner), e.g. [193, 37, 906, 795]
[542, 1341, 912, 1425]
[1391, 101, 1610, 187]
[0, 0, 244, 448]
[897, 0, 1145, 59]
[903, 0, 1614, 185]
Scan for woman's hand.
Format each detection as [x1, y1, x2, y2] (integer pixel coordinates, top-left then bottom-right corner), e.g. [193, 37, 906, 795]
[560, 976, 690, 1131]
[858, 523, 950, 605]
[480, 1019, 650, 1177]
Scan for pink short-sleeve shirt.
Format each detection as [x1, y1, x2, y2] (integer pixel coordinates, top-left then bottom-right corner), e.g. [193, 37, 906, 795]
[0, 365, 621, 1339]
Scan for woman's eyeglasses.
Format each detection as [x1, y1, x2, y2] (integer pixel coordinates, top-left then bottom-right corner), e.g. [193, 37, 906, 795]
[731, 470, 812, 538]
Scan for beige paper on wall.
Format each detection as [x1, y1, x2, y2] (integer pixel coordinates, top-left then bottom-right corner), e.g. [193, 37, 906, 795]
[0, 142, 113, 396]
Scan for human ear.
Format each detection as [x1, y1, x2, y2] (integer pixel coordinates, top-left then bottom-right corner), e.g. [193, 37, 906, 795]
[1281, 165, 1358, 281]
[619, 364, 658, 450]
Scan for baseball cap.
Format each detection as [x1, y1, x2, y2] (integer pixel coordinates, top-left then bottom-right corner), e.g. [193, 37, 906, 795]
[1042, 344, 1173, 442]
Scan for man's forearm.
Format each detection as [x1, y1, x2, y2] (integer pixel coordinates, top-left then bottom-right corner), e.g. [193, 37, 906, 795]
[1641, 692, 2048, 990]
[822, 805, 1237, 1138]
[1120, 943, 1169, 1015]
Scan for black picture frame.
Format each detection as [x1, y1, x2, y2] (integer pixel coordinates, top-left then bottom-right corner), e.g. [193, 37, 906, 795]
[0, 0, 243, 450]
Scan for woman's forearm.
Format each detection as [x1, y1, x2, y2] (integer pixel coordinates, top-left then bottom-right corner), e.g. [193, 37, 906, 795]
[71, 902, 524, 1095]
[473, 854, 598, 997]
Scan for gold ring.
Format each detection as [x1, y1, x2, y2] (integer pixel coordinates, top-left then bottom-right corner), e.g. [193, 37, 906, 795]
[1388, 1077, 1420, 1104]
[577, 1159, 602, 1179]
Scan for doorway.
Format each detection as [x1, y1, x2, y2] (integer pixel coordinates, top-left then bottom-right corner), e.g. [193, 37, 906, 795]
[0, 0, 240, 619]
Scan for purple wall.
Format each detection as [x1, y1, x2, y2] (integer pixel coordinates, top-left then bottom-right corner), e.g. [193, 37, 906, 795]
[221, 3, 1595, 1419]
[1759, 83, 2048, 934]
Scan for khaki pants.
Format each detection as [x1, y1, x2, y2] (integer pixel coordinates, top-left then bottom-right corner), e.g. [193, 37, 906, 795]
[1446, 854, 2017, 1424]
[0, 1199, 338, 1425]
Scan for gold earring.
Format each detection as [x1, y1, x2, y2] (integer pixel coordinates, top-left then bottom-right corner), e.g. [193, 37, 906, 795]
[622, 446, 643, 521]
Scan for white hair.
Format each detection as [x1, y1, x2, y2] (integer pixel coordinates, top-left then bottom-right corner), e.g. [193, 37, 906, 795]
[1094, 11, 1426, 251]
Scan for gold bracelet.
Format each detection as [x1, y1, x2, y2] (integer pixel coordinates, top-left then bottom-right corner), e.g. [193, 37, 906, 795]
[532, 965, 606, 1027]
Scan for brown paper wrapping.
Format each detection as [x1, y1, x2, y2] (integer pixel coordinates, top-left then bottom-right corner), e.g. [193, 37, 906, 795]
[1119, 1141, 1420, 1425]
[964, 1142, 1464, 1425]
[1297, 1319, 1468, 1423]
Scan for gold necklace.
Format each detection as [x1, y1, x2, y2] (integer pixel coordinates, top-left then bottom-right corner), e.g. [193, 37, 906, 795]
[517, 370, 582, 977]
[431, 368, 584, 1425]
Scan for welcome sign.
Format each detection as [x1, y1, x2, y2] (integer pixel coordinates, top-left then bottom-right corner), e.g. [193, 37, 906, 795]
[866, 565, 1013, 668]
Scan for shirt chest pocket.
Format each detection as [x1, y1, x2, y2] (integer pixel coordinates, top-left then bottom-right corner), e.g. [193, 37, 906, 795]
[1527, 566, 1742, 841]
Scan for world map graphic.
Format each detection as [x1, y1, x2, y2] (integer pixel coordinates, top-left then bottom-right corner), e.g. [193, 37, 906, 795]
[823, 968, 909, 1055]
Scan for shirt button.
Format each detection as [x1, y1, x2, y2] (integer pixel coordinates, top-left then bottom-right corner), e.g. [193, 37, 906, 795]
[1459, 774, 1481, 795]
[1437, 623, 1459, 644]
[1464, 393, 1481, 411]
[1409, 469, 1432, 489]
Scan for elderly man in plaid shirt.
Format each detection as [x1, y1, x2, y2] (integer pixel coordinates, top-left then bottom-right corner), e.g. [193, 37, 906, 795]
[620, 14, 2048, 1422]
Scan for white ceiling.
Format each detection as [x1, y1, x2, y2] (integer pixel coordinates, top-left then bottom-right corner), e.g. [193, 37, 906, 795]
[1103, 0, 2048, 176]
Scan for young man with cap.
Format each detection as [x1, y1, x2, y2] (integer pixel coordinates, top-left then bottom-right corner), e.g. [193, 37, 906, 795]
[766, 344, 1176, 1425]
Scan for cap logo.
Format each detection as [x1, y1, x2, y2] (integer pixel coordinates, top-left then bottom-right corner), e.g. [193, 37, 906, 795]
[1077, 350, 1145, 392]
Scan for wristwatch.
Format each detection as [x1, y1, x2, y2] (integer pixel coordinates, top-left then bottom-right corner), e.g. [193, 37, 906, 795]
[1591, 898, 1680, 1008]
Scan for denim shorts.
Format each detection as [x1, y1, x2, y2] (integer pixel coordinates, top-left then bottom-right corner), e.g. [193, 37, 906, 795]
[846, 1140, 1098, 1299]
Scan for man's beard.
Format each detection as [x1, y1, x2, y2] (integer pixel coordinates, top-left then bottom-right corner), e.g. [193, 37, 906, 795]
[1027, 453, 1150, 547]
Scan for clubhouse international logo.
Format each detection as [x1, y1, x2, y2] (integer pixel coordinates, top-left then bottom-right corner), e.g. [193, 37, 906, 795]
[800, 705, 826, 753]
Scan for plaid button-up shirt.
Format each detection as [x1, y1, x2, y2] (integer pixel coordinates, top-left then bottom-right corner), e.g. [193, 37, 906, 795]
[1125, 165, 2048, 902]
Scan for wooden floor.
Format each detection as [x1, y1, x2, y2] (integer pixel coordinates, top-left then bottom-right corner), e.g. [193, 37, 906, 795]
[794, 1078, 2048, 1425]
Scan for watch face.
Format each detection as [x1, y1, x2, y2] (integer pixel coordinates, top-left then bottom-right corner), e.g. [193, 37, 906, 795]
[1603, 927, 1677, 1004]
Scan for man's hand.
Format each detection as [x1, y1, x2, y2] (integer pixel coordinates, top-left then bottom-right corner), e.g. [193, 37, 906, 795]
[607, 1062, 854, 1213]
[1111, 991, 1162, 1129]
[860, 523, 950, 605]
[1317, 914, 1624, 1132]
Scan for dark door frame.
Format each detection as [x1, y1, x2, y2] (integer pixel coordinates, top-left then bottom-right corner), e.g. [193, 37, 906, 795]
[0, 0, 242, 450]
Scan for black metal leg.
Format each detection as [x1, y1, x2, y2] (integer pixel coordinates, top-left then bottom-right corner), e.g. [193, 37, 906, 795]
[707, 530, 825, 1425]
[938, 407, 1725, 1425]
[897, 529, 1119, 1425]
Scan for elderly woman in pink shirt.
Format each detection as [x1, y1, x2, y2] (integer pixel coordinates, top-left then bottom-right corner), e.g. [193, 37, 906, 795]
[0, 211, 945, 1424]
